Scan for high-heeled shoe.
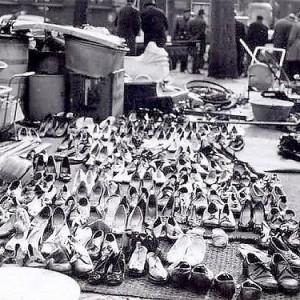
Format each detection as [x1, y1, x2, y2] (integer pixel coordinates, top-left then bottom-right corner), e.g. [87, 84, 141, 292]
[59, 156, 71, 182]
[45, 155, 57, 179]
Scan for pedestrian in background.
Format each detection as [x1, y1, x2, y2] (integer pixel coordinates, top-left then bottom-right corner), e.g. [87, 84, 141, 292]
[273, 13, 296, 77]
[115, 0, 141, 56]
[246, 15, 268, 52]
[286, 13, 300, 79]
[235, 18, 246, 76]
[273, 13, 296, 50]
[140, 0, 168, 48]
[171, 9, 191, 72]
[187, 9, 206, 74]
[73, 0, 88, 28]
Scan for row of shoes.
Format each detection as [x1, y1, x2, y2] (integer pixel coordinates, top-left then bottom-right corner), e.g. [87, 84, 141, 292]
[38, 113, 74, 138]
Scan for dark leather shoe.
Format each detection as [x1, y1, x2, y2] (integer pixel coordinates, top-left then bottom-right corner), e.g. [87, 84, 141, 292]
[214, 272, 236, 298]
[270, 253, 300, 294]
[237, 279, 262, 300]
[243, 252, 278, 292]
[190, 264, 214, 293]
[106, 252, 126, 286]
[238, 200, 252, 231]
[169, 261, 191, 288]
[269, 237, 300, 271]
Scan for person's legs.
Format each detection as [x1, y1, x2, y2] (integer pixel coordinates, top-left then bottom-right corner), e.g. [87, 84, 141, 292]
[180, 55, 188, 72]
[126, 37, 137, 56]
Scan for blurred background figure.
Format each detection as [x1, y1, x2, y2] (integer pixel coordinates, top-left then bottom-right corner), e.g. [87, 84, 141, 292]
[73, 0, 88, 28]
[171, 9, 191, 72]
[115, 0, 141, 56]
[246, 15, 269, 53]
[235, 16, 246, 76]
[286, 12, 300, 79]
[273, 13, 296, 50]
[187, 9, 207, 74]
[273, 13, 296, 77]
[140, 0, 168, 48]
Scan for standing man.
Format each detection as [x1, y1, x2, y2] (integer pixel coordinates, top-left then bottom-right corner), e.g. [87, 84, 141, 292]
[115, 0, 141, 56]
[187, 9, 207, 74]
[140, 0, 168, 48]
[246, 15, 269, 52]
[286, 13, 300, 79]
[235, 18, 246, 76]
[171, 10, 191, 72]
[73, 0, 88, 28]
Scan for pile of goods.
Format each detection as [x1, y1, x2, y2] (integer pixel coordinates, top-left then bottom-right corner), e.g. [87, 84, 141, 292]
[0, 112, 298, 299]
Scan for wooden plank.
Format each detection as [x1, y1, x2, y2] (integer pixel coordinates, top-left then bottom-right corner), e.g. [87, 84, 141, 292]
[13, 22, 127, 50]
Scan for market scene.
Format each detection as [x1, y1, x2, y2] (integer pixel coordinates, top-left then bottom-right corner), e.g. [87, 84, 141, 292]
[1, 0, 300, 299]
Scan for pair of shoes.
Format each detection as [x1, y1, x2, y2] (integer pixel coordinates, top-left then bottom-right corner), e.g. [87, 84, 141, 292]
[268, 236, 300, 271]
[167, 232, 206, 266]
[238, 200, 265, 232]
[203, 202, 236, 231]
[152, 216, 183, 240]
[87, 251, 125, 286]
[243, 250, 300, 294]
[169, 261, 213, 293]
[214, 272, 236, 298]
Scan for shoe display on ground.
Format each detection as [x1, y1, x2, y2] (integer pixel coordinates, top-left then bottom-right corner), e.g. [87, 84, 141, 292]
[214, 272, 236, 298]
[269, 237, 300, 271]
[128, 241, 148, 277]
[237, 279, 262, 300]
[147, 252, 168, 284]
[270, 253, 300, 294]
[190, 264, 214, 293]
[243, 252, 278, 292]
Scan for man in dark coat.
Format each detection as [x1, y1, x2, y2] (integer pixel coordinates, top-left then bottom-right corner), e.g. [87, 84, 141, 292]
[171, 10, 191, 72]
[115, 0, 141, 56]
[235, 19, 246, 76]
[187, 9, 206, 74]
[73, 0, 88, 28]
[140, 0, 168, 48]
[246, 15, 269, 52]
[273, 13, 295, 51]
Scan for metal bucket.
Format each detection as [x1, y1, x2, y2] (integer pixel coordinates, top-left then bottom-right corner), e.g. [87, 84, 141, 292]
[0, 35, 29, 97]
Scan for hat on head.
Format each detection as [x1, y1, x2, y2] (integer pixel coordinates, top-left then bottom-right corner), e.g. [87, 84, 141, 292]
[143, 0, 155, 7]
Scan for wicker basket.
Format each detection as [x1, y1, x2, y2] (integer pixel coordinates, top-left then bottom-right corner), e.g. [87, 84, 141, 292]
[250, 96, 294, 121]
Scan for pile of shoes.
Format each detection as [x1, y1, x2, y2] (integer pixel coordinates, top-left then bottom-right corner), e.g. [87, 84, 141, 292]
[38, 113, 74, 138]
[0, 112, 299, 299]
[279, 133, 300, 161]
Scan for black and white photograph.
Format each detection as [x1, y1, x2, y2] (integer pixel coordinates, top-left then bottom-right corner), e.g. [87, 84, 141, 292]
[0, 0, 300, 299]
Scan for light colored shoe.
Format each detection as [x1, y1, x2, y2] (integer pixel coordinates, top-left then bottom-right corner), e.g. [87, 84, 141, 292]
[212, 228, 229, 248]
[152, 216, 165, 238]
[128, 241, 148, 276]
[219, 204, 236, 231]
[72, 169, 87, 195]
[104, 194, 121, 227]
[86, 230, 104, 260]
[167, 234, 191, 264]
[166, 217, 183, 240]
[184, 234, 206, 266]
[145, 193, 158, 228]
[127, 206, 143, 233]
[147, 252, 168, 283]
[111, 204, 127, 235]
[203, 202, 220, 228]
